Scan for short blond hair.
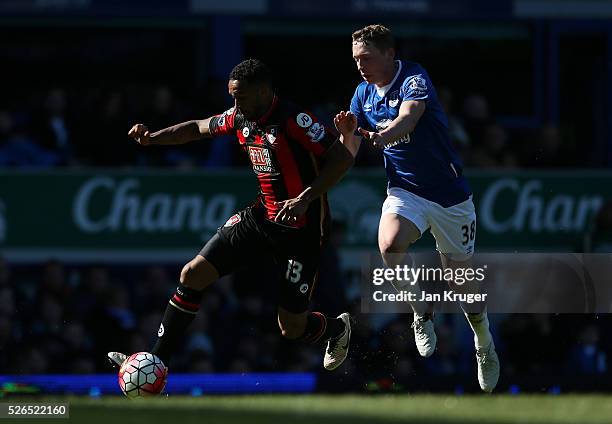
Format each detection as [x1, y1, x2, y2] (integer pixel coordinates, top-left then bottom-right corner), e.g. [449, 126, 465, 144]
[352, 24, 395, 51]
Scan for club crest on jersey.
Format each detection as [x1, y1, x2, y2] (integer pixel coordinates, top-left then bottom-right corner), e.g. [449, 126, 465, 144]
[388, 90, 399, 108]
[265, 126, 279, 145]
[224, 213, 241, 227]
[408, 74, 427, 96]
[306, 122, 325, 142]
[296, 112, 313, 128]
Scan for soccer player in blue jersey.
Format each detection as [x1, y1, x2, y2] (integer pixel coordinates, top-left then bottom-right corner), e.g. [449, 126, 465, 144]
[336, 24, 499, 392]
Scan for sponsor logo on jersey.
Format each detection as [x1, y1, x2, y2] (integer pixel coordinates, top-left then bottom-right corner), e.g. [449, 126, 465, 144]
[296, 112, 313, 128]
[375, 119, 410, 148]
[248, 146, 277, 174]
[224, 213, 241, 227]
[375, 119, 393, 131]
[306, 122, 325, 142]
[385, 134, 411, 148]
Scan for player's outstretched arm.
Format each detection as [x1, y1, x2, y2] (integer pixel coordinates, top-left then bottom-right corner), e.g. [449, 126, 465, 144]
[128, 118, 214, 146]
[334, 111, 361, 157]
[309, 131, 356, 200]
[275, 141, 354, 223]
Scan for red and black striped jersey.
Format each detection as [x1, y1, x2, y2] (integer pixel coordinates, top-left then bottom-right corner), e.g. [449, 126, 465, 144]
[208, 95, 338, 237]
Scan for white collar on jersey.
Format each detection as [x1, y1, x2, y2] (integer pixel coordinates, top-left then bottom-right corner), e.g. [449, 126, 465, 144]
[375, 60, 402, 98]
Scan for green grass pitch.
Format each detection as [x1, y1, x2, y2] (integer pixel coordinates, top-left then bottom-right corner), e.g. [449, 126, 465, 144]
[22, 394, 612, 424]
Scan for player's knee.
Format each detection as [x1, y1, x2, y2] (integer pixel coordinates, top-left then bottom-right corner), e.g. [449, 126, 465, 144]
[278, 318, 306, 340]
[179, 258, 213, 290]
[379, 236, 410, 258]
[179, 263, 198, 288]
[379, 216, 420, 257]
[280, 326, 302, 340]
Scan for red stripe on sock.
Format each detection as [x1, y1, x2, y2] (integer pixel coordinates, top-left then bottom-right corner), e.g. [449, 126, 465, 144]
[172, 294, 199, 311]
[309, 312, 327, 343]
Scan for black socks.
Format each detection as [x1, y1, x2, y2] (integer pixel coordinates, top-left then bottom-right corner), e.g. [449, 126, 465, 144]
[151, 284, 203, 365]
[299, 312, 346, 344]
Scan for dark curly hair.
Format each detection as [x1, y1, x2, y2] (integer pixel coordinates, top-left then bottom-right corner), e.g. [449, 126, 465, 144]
[228, 58, 272, 86]
[352, 24, 395, 51]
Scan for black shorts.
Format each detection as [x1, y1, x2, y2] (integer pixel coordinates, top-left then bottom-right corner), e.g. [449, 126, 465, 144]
[199, 205, 322, 313]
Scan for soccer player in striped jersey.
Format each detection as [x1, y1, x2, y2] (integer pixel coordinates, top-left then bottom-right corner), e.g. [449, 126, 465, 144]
[109, 59, 356, 376]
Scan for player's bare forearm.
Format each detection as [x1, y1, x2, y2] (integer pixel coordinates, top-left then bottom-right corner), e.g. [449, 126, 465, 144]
[379, 100, 425, 144]
[274, 142, 353, 223]
[340, 133, 362, 158]
[149, 118, 213, 145]
[299, 142, 354, 203]
[335, 111, 361, 157]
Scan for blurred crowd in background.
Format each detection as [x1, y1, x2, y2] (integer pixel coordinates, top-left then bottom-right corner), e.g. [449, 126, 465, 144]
[1, 247, 611, 386]
[1, 18, 603, 171]
[0, 85, 578, 170]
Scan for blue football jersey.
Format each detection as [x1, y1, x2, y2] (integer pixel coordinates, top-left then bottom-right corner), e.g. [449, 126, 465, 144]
[350, 60, 471, 207]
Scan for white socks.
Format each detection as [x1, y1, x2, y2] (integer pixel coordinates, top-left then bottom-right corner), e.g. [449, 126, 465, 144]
[465, 311, 492, 349]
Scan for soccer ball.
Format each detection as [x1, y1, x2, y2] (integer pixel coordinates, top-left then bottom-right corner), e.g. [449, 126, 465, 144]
[118, 352, 167, 398]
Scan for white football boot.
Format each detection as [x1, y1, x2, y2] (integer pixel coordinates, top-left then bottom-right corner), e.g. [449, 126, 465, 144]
[108, 351, 169, 374]
[411, 313, 437, 357]
[323, 313, 352, 371]
[476, 340, 500, 393]
[107, 351, 127, 368]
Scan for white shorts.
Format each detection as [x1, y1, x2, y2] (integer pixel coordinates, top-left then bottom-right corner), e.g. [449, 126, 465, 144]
[382, 187, 476, 261]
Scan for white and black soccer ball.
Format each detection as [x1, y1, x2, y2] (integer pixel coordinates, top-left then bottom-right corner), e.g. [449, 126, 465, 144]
[117, 352, 167, 398]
